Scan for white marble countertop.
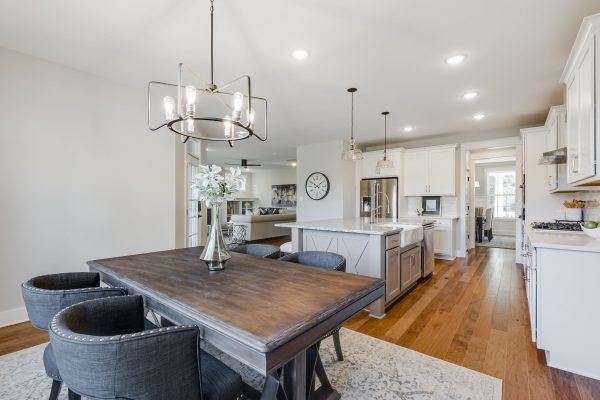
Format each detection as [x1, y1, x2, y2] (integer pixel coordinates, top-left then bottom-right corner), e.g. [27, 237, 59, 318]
[526, 225, 600, 252]
[398, 215, 459, 220]
[276, 218, 422, 235]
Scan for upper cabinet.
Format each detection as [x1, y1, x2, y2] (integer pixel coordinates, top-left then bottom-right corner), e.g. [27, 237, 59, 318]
[561, 15, 600, 186]
[404, 145, 456, 196]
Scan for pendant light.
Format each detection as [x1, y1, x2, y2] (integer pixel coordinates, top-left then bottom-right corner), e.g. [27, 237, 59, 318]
[376, 111, 394, 174]
[341, 88, 364, 161]
[147, 0, 267, 146]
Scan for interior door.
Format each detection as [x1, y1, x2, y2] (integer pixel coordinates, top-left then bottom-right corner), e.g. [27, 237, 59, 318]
[404, 151, 428, 195]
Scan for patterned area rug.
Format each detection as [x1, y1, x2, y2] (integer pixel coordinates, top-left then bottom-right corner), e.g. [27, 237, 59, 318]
[0, 328, 502, 399]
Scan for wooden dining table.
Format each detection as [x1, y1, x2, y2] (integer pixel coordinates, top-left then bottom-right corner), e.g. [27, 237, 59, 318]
[88, 247, 385, 400]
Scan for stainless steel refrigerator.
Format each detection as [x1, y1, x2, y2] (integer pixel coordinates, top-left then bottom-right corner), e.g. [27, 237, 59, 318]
[359, 178, 398, 219]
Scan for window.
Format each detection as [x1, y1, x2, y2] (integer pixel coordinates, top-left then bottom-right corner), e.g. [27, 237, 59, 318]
[486, 169, 516, 218]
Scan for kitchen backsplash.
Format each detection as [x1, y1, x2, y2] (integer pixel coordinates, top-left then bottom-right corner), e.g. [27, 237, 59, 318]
[573, 191, 600, 221]
[406, 196, 458, 217]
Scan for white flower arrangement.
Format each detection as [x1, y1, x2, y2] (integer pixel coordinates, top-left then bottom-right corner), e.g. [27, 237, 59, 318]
[192, 164, 245, 207]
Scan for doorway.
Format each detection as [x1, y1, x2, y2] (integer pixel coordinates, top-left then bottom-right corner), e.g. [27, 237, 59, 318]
[473, 158, 517, 249]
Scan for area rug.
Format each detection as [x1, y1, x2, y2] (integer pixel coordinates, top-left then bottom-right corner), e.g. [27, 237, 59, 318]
[475, 234, 516, 250]
[0, 328, 502, 399]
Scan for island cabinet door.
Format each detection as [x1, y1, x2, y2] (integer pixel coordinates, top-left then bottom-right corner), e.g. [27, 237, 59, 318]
[385, 248, 401, 301]
[400, 249, 413, 292]
[410, 247, 422, 282]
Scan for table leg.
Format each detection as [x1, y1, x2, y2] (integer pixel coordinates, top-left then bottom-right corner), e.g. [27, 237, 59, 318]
[282, 351, 308, 399]
[260, 371, 281, 400]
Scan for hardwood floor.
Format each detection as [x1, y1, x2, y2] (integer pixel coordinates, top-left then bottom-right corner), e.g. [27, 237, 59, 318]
[345, 246, 600, 400]
[0, 321, 48, 356]
[1, 245, 599, 400]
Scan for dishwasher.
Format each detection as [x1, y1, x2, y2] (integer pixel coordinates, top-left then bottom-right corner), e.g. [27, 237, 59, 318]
[421, 222, 435, 277]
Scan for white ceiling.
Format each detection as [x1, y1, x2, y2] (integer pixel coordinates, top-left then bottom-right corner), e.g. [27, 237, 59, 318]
[2, 0, 599, 164]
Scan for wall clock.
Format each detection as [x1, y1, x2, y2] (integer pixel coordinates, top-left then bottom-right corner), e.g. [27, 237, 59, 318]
[305, 172, 330, 200]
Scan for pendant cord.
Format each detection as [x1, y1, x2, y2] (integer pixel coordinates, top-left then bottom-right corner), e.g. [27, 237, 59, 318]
[351, 92, 354, 141]
[210, 0, 215, 86]
[382, 111, 389, 158]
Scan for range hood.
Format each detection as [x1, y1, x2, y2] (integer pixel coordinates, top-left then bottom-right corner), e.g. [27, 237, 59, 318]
[538, 147, 567, 165]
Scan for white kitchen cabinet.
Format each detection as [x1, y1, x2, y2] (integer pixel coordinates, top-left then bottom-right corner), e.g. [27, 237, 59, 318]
[404, 151, 428, 195]
[434, 226, 452, 256]
[545, 108, 559, 191]
[404, 145, 456, 196]
[523, 231, 600, 380]
[561, 15, 600, 186]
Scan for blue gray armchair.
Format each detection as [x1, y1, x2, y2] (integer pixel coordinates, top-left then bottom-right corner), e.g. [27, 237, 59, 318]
[228, 243, 280, 259]
[21, 272, 127, 400]
[49, 295, 244, 400]
[278, 251, 346, 361]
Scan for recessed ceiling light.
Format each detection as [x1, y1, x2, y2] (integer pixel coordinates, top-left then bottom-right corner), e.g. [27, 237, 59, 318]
[473, 113, 486, 120]
[292, 49, 309, 60]
[403, 126, 414, 132]
[463, 91, 479, 100]
[445, 54, 466, 65]
[292, 162, 297, 167]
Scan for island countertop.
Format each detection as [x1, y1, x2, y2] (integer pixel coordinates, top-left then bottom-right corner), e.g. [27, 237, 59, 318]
[276, 218, 422, 235]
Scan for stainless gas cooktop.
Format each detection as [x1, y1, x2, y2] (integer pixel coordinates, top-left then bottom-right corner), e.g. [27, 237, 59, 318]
[530, 221, 582, 231]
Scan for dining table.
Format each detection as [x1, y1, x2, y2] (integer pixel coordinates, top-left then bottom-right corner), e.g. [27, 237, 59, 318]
[87, 247, 385, 400]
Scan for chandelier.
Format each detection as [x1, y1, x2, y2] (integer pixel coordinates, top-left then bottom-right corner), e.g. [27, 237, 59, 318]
[341, 88, 364, 161]
[147, 0, 267, 146]
[376, 111, 394, 174]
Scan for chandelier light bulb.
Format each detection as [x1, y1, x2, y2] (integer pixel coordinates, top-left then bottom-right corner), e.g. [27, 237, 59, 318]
[163, 96, 175, 121]
[185, 86, 197, 116]
[247, 107, 255, 129]
[233, 92, 244, 111]
[186, 118, 195, 133]
[223, 116, 232, 138]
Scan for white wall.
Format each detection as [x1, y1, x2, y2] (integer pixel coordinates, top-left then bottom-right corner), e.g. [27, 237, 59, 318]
[0, 47, 176, 326]
[297, 141, 355, 221]
[251, 167, 296, 208]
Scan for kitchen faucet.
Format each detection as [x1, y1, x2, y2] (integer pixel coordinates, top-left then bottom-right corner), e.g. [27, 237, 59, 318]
[370, 183, 390, 221]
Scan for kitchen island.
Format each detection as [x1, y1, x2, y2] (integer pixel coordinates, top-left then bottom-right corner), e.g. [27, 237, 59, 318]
[276, 218, 430, 318]
[524, 225, 600, 379]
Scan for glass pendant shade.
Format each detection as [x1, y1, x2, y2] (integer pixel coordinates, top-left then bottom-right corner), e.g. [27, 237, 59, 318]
[377, 111, 394, 173]
[341, 87, 363, 161]
[342, 139, 364, 161]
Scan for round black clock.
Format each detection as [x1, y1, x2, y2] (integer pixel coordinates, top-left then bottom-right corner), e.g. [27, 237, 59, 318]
[305, 172, 330, 200]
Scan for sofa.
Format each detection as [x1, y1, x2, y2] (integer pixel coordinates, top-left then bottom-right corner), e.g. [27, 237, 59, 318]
[230, 212, 295, 241]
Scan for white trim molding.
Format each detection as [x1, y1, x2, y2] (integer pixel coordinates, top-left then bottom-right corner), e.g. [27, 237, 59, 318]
[0, 307, 28, 328]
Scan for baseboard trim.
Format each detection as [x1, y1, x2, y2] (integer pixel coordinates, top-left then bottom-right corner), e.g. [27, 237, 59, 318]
[0, 307, 28, 328]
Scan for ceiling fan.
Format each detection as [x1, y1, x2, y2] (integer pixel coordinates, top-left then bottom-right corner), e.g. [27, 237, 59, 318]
[226, 159, 261, 170]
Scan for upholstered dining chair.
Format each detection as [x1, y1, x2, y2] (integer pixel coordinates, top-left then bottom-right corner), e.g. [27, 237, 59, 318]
[229, 243, 280, 259]
[49, 295, 244, 400]
[21, 272, 127, 400]
[278, 251, 346, 361]
[484, 207, 494, 241]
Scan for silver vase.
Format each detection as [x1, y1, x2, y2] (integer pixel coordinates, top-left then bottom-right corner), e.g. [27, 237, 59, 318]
[200, 206, 231, 271]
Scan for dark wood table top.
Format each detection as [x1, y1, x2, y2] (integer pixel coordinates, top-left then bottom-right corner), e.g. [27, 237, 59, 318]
[88, 247, 384, 354]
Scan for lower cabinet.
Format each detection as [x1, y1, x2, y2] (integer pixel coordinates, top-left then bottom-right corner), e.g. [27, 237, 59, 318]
[386, 245, 421, 303]
[385, 248, 401, 301]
